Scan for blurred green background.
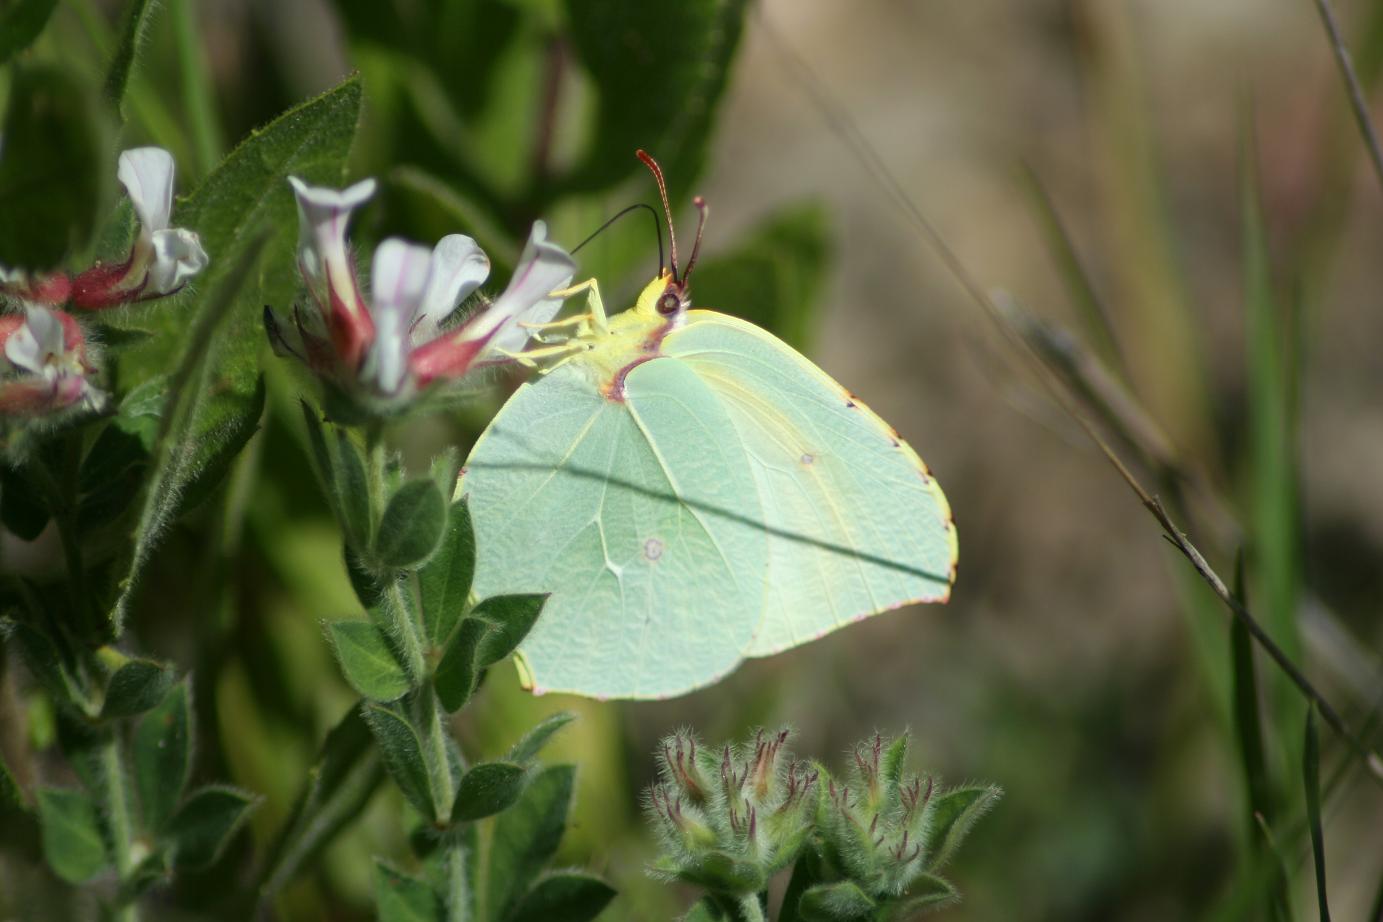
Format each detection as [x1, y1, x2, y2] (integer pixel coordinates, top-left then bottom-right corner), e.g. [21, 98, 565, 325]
[3, 0, 1382, 919]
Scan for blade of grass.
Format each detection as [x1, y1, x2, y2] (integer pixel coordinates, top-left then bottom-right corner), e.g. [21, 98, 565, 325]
[1019, 162, 1127, 377]
[103, 0, 160, 116]
[169, 0, 223, 179]
[1230, 553, 1292, 920]
[1303, 707, 1331, 922]
[1240, 104, 1306, 788]
[1254, 812, 1298, 922]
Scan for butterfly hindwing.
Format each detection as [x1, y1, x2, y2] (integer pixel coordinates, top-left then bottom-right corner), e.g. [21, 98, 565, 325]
[663, 310, 957, 657]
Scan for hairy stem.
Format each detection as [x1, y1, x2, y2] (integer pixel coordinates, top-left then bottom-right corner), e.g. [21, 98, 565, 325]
[737, 893, 766, 922]
[445, 841, 470, 922]
[97, 736, 139, 922]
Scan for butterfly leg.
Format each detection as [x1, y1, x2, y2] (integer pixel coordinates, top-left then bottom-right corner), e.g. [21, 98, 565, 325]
[543, 278, 609, 333]
[496, 341, 589, 370]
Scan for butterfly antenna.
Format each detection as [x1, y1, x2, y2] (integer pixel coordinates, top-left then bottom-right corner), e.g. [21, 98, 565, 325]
[637, 149, 680, 281]
[570, 202, 664, 272]
[681, 196, 709, 286]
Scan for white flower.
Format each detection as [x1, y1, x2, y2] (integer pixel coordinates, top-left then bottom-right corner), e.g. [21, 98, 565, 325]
[0, 305, 98, 415]
[71, 147, 208, 309]
[280, 175, 578, 399]
[364, 235, 489, 394]
[407, 221, 576, 385]
[287, 176, 377, 365]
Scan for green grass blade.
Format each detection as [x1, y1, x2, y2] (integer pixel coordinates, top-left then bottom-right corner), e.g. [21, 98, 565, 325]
[1230, 554, 1272, 827]
[1019, 162, 1126, 377]
[103, 0, 159, 115]
[1303, 707, 1332, 922]
[1240, 103, 1304, 782]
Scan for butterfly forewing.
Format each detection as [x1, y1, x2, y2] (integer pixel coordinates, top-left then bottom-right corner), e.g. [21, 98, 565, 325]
[461, 359, 768, 699]
[664, 311, 956, 657]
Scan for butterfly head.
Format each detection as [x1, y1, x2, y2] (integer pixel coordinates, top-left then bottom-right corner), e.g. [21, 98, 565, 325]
[636, 150, 708, 322]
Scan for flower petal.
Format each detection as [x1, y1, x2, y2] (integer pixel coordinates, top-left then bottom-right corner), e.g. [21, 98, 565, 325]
[288, 176, 377, 367]
[289, 176, 376, 284]
[413, 235, 490, 343]
[117, 148, 176, 233]
[366, 238, 433, 394]
[4, 306, 62, 377]
[472, 221, 575, 357]
[146, 228, 209, 296]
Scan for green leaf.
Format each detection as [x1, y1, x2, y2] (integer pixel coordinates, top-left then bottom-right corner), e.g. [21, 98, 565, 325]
[300, 406, 372, 552]
[880, 733, 908, 790]
[451, 761, 527, 823]
[111, 77, 363, 629]
[886, 874, 959, 919]
[374, 859, 442, 922]
[779, 845, 826, 922]
[375, 480, 448, 569]
[164, 785, 258, 870]
[692, 202, 830, 352]
[798, 881, 875, 921]
[361, 701, 437, 820]
[0, 66, 107, 270]
[36, 788, 108, 883]
[1303, 707, 1331, 922]
[433, 617, 494, 713]
[104, 0, 160, 112]
[507, 871, 616, 922]
[100, 658, 174, 720]
[418, 499, 476, 646]
[472, 594, 546, 667]
[923, 785, 1001, 871]
[258, 705, 384, 896]
[0, 0, 59, 65]
[335, 428, 373, 551]
[562, 0, 748, 202]
[678, 851, 764, 894]
[507, 712, 575, 765]
[326, 621, 412, 702]
[4, 620, 80, 706]
[488, 764, 574, 920]
[681, 898, 730, 922]
[109, 234, 268, 633]
[132, 679, 192, 832]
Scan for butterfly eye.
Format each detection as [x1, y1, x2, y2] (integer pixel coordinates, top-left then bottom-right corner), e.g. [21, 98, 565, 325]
[657, 291, 682, 315]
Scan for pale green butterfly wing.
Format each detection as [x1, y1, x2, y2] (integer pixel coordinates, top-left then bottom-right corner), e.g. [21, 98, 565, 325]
[663, 310, 957, 657]
[460, 357, 768, 699]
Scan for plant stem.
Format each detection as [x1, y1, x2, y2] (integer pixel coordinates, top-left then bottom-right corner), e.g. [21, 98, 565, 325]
[97, 735, 139, 922]
[737, 894, 766, 922]
[1309, 0, 1383, 200]
[417, 685, 455, 820]
[385, 580, 428, 681]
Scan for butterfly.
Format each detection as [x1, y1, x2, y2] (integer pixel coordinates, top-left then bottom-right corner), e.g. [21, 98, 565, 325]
[458, 152, 956, 700]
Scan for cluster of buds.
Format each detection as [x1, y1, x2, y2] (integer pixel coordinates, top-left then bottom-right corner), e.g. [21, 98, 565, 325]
[266, 176, 576, 412]
[644, 728, 818, 896]
[818, 733, 937, 898]
[0, 147, 207, 417]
